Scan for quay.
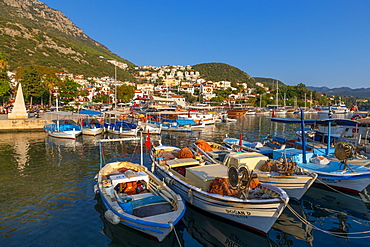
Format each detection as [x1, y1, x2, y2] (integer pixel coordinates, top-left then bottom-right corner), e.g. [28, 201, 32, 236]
[0, 112, 80, 132]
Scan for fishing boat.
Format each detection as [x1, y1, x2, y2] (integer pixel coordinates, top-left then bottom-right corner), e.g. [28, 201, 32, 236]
[194, 139, 317, 200]
[44, 112, 82, 139]
[105, 121, 140, 136]
[177, 110, 217, 125]
[78, 110, 104, 136]
[317, 103, 350, 115]
[150, 144, 289, 234]
[94, 137, 186, 242]
[270, 112, 370, 193]
[148, 118, 205, 132]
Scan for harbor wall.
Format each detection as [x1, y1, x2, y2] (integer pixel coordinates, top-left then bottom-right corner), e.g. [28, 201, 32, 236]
[0, 119, 53, 132]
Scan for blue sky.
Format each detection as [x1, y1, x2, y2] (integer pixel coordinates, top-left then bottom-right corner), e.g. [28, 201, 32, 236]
[40, 0, 370, 89]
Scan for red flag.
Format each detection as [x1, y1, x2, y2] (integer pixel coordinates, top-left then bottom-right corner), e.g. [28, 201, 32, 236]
[272, 110, 275, 118]
[239, 133, 243, 146]
[145, 130, 151, 149]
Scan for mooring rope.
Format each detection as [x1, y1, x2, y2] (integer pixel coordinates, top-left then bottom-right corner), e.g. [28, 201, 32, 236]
[173, 226, 183, 247]
[286, 204, 370, 238]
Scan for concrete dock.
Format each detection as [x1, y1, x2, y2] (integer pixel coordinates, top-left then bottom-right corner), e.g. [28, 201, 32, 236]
[0, 112, 80, 132]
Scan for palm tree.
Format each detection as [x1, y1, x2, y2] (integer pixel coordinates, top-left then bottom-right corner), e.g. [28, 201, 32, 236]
[44, 76, 61, 106]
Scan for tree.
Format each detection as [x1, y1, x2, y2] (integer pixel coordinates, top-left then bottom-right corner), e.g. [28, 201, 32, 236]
[59, 78, 80, 104]
[117, 85, 135, 102]
[17, 65, 46, 106]
[0, 51, 8, 69]
[0, 51, 10, 102]
[0, 68, 10, 97]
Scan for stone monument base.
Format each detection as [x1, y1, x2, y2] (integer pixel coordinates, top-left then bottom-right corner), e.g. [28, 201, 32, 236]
[8, 112, 29, 119]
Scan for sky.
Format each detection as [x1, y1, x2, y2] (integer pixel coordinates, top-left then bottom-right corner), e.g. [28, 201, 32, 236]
[39, 0, 370, 89]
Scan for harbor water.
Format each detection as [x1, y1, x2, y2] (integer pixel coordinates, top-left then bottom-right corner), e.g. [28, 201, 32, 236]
[1, 114, 370, 247]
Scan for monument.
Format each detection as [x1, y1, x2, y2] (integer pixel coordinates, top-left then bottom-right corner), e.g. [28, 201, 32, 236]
[8, 83, 28, 119]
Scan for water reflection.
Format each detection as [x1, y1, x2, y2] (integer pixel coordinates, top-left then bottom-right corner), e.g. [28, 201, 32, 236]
[272, 200, 314, 246]
[94, 194, 184, 247]
[182, 205, 274, 247]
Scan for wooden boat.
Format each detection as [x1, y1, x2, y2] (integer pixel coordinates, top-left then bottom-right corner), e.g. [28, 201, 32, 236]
[148, 118, 205, 132]
[94, 138, 186, 242]
[150, 144, 289, 234]
[44, 112, 82, 139]
[105, 121, 139, 136]
[78, 110, 104, 136]
[270, 115, 370, 193]
[177, 111, 217, 125]
[226, 108, 248, 116]
[195, 139, 317, 200]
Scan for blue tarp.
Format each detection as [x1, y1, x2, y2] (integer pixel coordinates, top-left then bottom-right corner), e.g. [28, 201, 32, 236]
[271, 117, 358, 126]
[78, 110, 103, 115]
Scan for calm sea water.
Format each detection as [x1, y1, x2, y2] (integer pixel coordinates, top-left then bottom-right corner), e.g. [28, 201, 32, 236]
[1, 115, 370, 247]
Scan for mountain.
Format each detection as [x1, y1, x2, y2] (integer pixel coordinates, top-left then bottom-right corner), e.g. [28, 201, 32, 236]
[0, 0, 135, 80]
[192, 63, 256, 87]
[307, 86, 370, 98]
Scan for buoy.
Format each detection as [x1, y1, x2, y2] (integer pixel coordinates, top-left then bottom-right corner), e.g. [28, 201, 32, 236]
[104, 210, 120, 225]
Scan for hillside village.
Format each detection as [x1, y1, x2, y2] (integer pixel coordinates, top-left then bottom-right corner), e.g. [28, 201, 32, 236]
[6, 63, 271, 106]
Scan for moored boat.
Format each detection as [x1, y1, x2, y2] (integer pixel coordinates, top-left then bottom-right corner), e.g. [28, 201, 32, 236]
[78, 110, 104, 136]
[150, 144, 289, 234]
[44, 112, 82, 139]
[94, 138, 186, 242]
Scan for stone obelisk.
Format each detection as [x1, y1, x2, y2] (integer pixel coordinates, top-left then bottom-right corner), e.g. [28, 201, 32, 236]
[8, 83, 28, 119]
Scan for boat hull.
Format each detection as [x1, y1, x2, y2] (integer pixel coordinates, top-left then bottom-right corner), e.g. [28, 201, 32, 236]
[82, 127, 103, 136]
[255, 172, 317, 200]
[299, 162, 370, 193]
[96, 161, 185, 242]
[153, 164, 288, 234]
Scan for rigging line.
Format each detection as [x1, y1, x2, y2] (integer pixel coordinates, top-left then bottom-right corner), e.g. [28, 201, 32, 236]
[286, 204, 370, 238]
[314, 177, 366, 202]
[173, 225, 183, 247]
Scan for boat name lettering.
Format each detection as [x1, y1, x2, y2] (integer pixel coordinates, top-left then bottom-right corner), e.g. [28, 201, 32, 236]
[226, 209, 251, 216]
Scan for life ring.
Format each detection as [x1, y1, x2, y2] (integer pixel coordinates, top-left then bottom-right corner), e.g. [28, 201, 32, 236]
[351, 114, 363, 120]
[120, 114, 127, 120]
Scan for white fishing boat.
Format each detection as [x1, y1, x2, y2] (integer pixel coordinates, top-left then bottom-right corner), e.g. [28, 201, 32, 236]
[194, 139, 317, 200]
[177, 111, 217, 125]
[78, 110, 104, 136]
[94, 137, 186, 242]
[44, 112, 82, 139]
[150, 144, 289, 234]
[271, 114, 370, 193]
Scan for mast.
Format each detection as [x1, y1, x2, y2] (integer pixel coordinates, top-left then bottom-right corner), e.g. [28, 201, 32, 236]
[275, 80, 278, 108]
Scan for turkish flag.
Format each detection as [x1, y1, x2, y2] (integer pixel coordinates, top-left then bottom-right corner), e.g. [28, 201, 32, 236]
[145, 130, 151, 149]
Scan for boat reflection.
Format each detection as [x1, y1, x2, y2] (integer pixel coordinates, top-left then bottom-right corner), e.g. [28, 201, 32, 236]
[182, 204, 275, 247]
[45, 135, 83, 149]
[303, 185, 370, 221]
[94, 194, 184, 247]
[272, 200, 314, 246]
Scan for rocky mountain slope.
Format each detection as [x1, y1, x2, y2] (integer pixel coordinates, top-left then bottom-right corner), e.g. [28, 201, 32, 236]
[0, 0, 135, 80]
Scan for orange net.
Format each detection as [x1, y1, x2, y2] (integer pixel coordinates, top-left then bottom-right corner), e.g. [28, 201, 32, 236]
[177, 147, 194, 159]
[208, 177, 238, 197]
[195, 139, 213, 152]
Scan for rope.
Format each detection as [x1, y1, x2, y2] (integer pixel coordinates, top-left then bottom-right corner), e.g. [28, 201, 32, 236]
[173, 225, 183, 247]
[286, 203, 370, 239]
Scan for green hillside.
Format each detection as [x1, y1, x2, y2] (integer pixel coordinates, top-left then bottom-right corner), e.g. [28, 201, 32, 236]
[192, 63, 256, 87]
[0, 0, 135, 81]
